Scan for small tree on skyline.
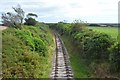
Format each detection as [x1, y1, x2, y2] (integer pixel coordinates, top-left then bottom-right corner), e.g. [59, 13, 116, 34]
[24, 13, 38, 26]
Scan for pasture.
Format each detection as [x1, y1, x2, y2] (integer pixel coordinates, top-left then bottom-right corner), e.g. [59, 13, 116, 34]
[88, 26, 118, 39]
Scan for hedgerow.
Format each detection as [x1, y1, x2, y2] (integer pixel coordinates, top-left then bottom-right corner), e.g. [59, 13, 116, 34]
[49, 22, 120, 76]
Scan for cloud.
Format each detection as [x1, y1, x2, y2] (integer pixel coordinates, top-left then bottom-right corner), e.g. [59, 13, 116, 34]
[0, 0, 119, 23]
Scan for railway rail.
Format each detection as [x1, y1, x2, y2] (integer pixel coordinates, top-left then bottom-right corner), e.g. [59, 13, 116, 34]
[50, 32, 74, 79]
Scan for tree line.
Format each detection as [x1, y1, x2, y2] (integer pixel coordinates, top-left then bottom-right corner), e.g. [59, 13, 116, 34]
[1, 4, 38, 28]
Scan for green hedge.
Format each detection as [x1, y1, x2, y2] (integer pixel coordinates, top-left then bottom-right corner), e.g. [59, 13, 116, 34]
[49, 23, 120, 76]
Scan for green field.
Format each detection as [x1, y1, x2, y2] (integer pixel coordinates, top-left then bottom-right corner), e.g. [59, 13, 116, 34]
[88, 26, 118, 39]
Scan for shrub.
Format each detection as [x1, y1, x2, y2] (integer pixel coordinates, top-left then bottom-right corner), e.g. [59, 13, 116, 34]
[109, 42, 120, 73]
[34, 37, 47, 56]
[83, 33, 114, 61]
[24, 18, 37, 26]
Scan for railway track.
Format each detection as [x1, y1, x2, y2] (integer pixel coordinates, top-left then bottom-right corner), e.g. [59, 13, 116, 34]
[50, 33, 74, 79]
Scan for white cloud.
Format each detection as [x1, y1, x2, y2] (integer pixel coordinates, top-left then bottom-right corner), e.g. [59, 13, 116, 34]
[0, 0, 119, 23]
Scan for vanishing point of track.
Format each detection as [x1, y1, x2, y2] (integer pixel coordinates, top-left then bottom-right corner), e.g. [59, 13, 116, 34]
[50, 32, 74, 79]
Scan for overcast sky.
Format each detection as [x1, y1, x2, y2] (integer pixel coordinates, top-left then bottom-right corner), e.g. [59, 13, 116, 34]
[0, 0, 119, 23]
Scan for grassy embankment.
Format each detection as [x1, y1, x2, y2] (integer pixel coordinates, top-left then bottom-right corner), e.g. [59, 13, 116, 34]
[2, 24, 55, 78]
[61, 35, 92, 78]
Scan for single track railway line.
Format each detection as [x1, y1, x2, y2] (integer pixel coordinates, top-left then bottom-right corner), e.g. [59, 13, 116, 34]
[50, 32, 74, 80]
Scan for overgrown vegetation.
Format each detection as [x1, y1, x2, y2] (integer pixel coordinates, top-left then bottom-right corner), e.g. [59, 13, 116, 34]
[49, 21, 120, 78]
[1, 4, 56, 78]
[109, 42, 120, 74]
[61, 35, 91, 78]
[2, 24, 55, 78]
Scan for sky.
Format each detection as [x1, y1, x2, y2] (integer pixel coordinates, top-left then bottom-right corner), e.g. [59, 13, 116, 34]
[0, 0, 119, 23]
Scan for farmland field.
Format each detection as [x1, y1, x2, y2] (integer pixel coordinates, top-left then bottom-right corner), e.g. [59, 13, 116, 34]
[88, 26, 118, 39]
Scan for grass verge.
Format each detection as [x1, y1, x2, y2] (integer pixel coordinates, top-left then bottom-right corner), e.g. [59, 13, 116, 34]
[61, 35, 92, 78]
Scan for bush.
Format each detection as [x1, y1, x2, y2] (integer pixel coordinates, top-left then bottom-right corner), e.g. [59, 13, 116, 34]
[71, 23, 84, 33]
[24, 18, 37, 26]
[70, 29, 114, 62]
[34, 37, 47, 56]
[83, 33, 114, 61]
[109, 42, 120, 73]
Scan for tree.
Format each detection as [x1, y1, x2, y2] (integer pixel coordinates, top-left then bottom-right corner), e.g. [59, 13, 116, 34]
[24, 13, 38, 26]
[1, 4, 24, 28]
[24, 18, 37, 26]
[2, 12, 15, 27]
[12, 4, 25, 27]
[27, 13, 38, 18]
[71, 20, 85, 33]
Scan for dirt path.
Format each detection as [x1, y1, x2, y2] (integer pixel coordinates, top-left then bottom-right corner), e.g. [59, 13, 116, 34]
[0, 26, 8, 30]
